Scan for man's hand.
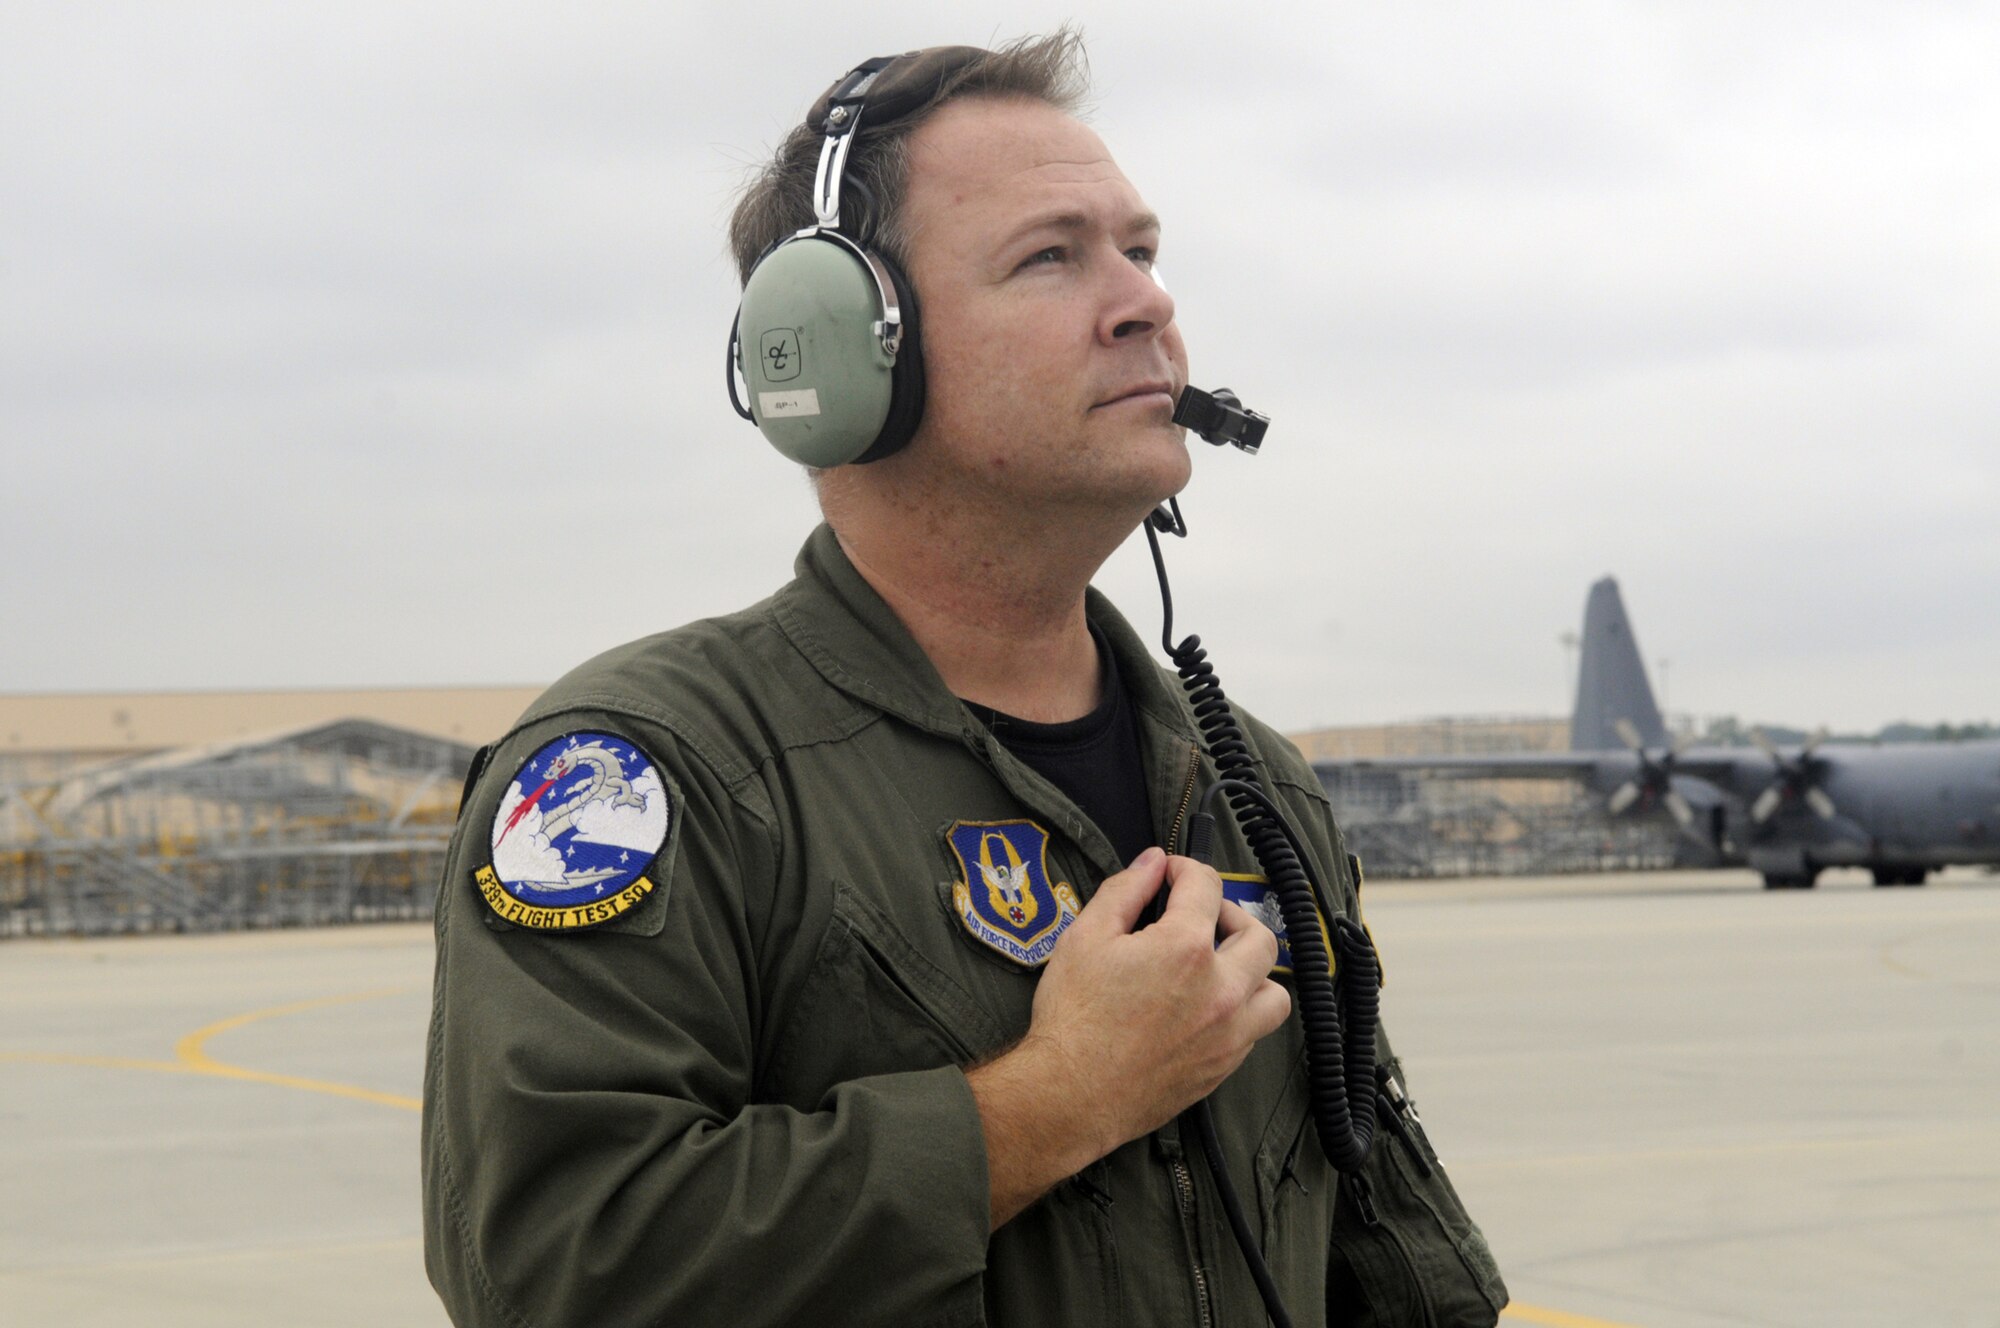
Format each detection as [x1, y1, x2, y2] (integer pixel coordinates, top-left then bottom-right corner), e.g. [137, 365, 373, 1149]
[964, 846, 1292, 1229]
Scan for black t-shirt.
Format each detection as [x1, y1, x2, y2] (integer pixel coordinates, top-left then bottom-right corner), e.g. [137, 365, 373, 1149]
[962, 626, 1157, 867]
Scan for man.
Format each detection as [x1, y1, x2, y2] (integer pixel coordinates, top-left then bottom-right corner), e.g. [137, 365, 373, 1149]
[424, 32, 1504, 1327]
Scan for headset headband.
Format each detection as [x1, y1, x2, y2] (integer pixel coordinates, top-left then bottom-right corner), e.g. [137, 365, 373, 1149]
[811, 57, 896, 231]
[804, 46, 986, 136]
[728, 46, 984, 467]
[803, 47, 989, 233]
[792, 46, 984, 356]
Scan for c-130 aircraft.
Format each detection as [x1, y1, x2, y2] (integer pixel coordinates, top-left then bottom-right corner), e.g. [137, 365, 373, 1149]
[1312, 578, 2000, 889]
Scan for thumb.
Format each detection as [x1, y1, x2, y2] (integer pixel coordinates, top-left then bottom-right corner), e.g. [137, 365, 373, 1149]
[1079, 847, 1168, 935]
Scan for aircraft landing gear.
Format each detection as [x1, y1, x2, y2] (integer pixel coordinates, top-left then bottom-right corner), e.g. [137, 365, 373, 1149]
[1751, 848, 1819, 890]
[1870, 866, 1930, 887]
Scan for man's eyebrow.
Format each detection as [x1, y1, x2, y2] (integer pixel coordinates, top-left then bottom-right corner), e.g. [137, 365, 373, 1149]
[998, 209, 1163, 249]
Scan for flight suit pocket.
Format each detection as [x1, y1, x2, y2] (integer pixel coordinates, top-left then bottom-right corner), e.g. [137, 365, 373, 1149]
[987, 1162, 1122, 1327]
[768, 881, 1011, 1098]
[1373, 1057, 1506, 1321]
[1255, 1085, 1332, 1309]
[1325, 1056, 1506, 1326]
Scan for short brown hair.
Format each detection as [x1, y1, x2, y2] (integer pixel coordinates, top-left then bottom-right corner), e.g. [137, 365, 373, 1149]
[727, 30, 1090, 285]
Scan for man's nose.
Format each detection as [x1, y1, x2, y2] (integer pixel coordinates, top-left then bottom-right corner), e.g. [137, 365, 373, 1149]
[1097, 254, 1176, 346]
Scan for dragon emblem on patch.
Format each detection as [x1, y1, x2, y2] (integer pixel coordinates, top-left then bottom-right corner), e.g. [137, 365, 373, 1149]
[945, 820, 1081, 967]
[474, 732, 671, 931]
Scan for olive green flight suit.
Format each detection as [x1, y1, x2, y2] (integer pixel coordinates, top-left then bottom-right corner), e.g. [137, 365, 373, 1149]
[423, 524, 1505, 1327]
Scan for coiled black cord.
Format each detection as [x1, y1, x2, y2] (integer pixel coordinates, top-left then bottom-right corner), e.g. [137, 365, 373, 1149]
[1144, 514, 1381, 1175]
[1189, 777, 1381, 1173]
[1144, 510, 1381, 1327]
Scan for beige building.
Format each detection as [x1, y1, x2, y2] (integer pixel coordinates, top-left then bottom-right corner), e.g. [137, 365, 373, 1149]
[2, 693, 1596, 920]
[0, 687, 540, 778]
[1290, 715, 1578, 813]
[1288, 715, 1570, 761]
[4, 689, 1572, 782]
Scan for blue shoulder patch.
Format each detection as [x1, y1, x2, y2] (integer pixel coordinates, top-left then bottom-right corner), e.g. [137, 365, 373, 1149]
[474, 731, 672, 931]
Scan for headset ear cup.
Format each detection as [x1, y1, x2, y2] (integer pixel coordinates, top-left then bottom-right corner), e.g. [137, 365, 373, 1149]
[735, 235, 900, 467]
[849, 253, 924, 464]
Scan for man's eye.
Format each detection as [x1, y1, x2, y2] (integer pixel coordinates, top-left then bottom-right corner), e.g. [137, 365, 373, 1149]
[1019, 246, 1066, 270]
[1126, 246, 1157, 268]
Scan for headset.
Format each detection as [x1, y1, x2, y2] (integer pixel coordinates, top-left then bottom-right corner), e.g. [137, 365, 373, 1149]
[727, 49, 1276, 473]
[725, 51, 976, 467]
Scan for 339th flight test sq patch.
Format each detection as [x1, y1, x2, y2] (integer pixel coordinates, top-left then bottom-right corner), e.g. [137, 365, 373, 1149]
[474, 731, 672, 931]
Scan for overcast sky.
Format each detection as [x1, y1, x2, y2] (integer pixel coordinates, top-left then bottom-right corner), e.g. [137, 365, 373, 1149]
[5, 1, 1995, 734]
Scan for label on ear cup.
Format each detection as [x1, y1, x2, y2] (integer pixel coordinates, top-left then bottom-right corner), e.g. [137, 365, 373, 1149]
[759, 389, 822, 418]
[759, 328, 803, 381]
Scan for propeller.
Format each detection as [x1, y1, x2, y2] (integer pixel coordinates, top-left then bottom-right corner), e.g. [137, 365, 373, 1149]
[1607, 719, 1697, 828]
[1749, 727, 1838, 823]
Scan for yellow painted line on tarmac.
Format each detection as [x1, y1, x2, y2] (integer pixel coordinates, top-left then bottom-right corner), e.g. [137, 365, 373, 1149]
[1504, 1302, 1643, 1328]
[173, 986, 423, 1111]
[1, 986, 423, 1113]
[16, 1004, 1645, 1328]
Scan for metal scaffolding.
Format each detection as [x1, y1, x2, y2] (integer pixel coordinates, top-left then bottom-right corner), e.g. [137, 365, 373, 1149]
[1, 720, 474, 937]
[0, 706, 1690, 930]
[1316, 765, 1679, 879]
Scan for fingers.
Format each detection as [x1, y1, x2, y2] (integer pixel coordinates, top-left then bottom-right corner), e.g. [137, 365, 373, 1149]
[1160, 855, 1224, 926]
[1213, 897, 1257, 939]
[1076, 847, 1169, 934]
[1214, 899, 1281, 980]
[1241, 976, 1293, 1039]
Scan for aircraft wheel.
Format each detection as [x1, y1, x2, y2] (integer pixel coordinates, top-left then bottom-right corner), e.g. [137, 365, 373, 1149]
[1763, 873, 1812, 890]
[1871, 867, 1900, 887]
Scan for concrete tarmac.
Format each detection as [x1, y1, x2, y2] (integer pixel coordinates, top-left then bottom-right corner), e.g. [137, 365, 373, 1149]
[2, 867, 1995, 1327]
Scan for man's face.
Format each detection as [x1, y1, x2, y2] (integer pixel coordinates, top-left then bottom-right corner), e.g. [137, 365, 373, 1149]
[896, 96, 1191, 515]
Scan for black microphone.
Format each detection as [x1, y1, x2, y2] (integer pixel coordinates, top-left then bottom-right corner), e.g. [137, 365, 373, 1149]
[1173, 386, 1269, 454]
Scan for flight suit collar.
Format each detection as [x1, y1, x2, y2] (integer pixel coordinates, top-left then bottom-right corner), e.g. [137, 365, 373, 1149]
[777, 524, 1198, 736]
[774, 524, 1206, 875]
[773, 524, 971, 741]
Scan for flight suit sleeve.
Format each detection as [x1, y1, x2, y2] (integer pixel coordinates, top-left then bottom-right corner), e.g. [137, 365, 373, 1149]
[421, 710, 992, 1328]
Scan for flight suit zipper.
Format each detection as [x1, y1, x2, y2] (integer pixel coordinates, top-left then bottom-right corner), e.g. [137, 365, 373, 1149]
[1163, 743, 1212, 1325]
[1165, 744, 1201, 855]
[1169, 1147, 1216, 1328]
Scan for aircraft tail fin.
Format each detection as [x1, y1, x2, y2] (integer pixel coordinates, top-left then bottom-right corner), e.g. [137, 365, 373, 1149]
[1571, 577, 1667, 751]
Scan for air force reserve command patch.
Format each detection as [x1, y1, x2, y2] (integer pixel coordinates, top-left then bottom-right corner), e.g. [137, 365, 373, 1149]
[474, 732, 671, 931]
[945, 820, 1081, 967]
